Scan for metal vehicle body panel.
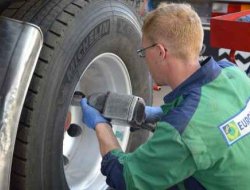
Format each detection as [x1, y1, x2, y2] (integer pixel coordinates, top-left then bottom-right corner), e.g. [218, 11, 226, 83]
[0, 17, 43, 190]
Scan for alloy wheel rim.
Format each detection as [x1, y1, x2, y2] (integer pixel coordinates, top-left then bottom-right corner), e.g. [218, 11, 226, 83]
[63, 53, 132, 189]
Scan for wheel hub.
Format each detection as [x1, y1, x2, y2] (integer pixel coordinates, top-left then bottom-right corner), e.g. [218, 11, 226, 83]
[63, 53, 132, 189]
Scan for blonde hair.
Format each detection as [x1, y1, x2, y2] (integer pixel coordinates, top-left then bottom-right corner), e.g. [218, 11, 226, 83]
[142, 3, 204, 60]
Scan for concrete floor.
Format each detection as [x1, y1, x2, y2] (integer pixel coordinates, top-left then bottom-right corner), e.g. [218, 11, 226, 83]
[152, 86, 172, 106]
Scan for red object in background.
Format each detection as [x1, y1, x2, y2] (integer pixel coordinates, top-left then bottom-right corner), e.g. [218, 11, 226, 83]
[210, 10, 250, 62]
[228, 4, 241, 13]
[211, 2, 250, 17]
[153, 84, 161, 91]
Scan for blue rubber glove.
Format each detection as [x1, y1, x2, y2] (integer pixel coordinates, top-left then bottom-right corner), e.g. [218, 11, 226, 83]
[145, 106, 164, 123]
[80, 98, 109, 130]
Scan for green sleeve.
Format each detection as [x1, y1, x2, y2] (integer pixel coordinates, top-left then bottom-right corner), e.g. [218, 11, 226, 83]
[112, 122, 197, 190]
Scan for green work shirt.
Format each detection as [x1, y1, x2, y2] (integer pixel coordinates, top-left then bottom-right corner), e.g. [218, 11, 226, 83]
[102, 57, 250, 190]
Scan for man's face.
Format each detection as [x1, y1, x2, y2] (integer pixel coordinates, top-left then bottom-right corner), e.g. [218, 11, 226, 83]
[142, 35, 166, 86]
[142, 36, 158, 82]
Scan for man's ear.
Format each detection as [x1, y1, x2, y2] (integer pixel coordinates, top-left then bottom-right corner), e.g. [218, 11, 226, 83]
[157, 44, 167, 60]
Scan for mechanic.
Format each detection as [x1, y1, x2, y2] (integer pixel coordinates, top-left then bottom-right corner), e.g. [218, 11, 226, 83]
[81, 3, 250, 190]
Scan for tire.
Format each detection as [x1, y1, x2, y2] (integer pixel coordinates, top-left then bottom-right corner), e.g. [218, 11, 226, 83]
[2, 0, 152, 189]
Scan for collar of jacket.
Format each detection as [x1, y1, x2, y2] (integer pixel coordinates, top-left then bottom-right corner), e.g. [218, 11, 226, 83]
[163, 57, 222, 103]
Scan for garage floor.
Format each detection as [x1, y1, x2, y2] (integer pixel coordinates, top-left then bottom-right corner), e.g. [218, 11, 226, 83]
[152, 86, 172, 106]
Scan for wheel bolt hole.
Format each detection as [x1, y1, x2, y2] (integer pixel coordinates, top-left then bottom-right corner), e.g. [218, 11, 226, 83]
[71, 91, 85, 106]
[67, 124, 82, 137]
[63, 155, 69, 165]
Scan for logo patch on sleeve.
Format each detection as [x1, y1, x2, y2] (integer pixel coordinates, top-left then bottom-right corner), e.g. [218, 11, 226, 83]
[219, 101, 250, 145]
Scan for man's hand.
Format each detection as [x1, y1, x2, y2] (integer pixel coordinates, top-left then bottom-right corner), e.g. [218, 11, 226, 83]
[145, 106, 164, 123]
[80, 98, 109, 129]
[81, 98, 121, 156]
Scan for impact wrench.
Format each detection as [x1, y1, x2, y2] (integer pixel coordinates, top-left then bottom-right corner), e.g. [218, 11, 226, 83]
[74, 91, 156, 132]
